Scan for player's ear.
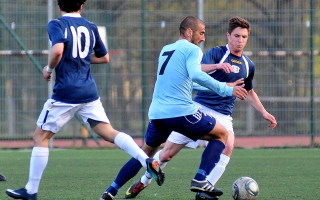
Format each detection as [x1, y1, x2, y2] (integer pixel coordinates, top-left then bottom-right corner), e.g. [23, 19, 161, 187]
[187, 28, 193, 38]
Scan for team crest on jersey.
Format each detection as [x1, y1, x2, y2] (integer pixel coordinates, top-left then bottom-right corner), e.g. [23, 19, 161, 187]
[232, 65, 240, 73]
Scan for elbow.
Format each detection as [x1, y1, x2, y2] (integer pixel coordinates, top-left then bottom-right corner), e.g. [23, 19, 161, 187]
[104, 54, 110, 63]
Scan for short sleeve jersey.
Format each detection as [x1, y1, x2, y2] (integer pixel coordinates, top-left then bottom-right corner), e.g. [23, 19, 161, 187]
[47, 13, 107, 103]
[148, 40, 202, 119]
[148, 40, 232, 119]
[193, 45, 255, 115]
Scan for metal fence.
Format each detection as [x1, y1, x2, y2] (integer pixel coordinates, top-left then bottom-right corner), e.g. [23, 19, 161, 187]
[1, 0, 320, 145]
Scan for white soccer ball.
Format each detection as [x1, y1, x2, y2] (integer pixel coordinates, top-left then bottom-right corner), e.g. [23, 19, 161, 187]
[231, 176, 259, 200]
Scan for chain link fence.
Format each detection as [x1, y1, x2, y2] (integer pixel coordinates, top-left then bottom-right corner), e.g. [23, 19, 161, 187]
[1, 0, 320, 146]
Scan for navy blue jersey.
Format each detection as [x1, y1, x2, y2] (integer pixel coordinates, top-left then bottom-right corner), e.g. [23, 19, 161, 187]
[193, 45, 255, 115]
[47, 13, 108, 103]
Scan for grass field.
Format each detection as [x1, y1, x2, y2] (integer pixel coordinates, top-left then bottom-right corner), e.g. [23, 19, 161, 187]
[0, 148, 319, 200]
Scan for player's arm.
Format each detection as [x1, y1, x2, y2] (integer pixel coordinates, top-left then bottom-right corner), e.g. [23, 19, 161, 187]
[193, 78, 244, 92]
[246, 89, 277, 129]
[43, 42, 64, 82]
[91, 53, 109, 64]
[201, 63, 234, 73]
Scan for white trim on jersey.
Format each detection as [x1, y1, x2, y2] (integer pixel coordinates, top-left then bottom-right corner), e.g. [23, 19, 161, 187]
[208, 44, 249, 78]
[242, 56, 249, 78]
[92, 31, 96, 47]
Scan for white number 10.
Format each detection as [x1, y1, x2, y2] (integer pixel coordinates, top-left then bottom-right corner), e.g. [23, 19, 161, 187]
[70, 26, 90, 58]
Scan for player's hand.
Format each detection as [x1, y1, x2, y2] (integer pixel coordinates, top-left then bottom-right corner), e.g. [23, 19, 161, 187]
[232, 84, 247, 100]
[227, 78, 244, 87]
[43, 65, 52, 82]
[216, 63, 234, 73]
[263, 112, 277, 129]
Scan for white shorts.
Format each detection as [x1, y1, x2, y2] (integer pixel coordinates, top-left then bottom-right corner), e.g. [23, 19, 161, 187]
[167, 102, 234, 149]
[37, 98, 110, 133]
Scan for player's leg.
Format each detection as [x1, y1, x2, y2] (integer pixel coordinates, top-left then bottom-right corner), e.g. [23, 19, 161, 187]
[138, 134, 197, 187]
[101, 143, 158, 200]
[190, 121, 226, 196]
[100, 119, 169, 199]
[206, 130, 234, 186]
[92, 122, 152, 169]
[125, 140, 187, 199]
[6, 128, 54, 200]
[6, 99, 75, 200]
[79, 99, 162, 179]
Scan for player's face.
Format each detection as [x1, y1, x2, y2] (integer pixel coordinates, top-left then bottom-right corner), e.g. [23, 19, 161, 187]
[191, 23, 205, 46]
[227, 27, 249, 55]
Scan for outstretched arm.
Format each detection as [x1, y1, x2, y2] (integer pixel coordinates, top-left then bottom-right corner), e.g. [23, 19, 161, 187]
[201, 63, 234, 73]
[246, 89, 277, 129]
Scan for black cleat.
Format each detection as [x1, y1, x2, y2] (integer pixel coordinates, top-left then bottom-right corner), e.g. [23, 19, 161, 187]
[196, 192, 220, 200]
[0, 173, 6, 181]
[125, 180, 147, 199]
[6, 188, 37, 200]
[100, 192, 115, 200]
[146, 158, 165, 186]
[190, 179, 223, 196]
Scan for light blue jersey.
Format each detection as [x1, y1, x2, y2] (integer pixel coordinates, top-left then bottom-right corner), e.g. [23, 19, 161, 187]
[148, 40, 233, 119]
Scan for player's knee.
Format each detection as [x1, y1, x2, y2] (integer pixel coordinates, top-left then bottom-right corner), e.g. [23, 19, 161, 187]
[159, 150, 173, 162]
[223, 144, 234, 156]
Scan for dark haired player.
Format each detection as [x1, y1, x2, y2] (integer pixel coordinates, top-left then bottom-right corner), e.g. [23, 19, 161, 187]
[99, 16, 248, 200]
[5, 1, 163, 199]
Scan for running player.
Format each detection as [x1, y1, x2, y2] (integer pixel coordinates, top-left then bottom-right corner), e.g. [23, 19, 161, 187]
[5, 1, 162, 199]
[100, 16, 248, 200]
[125, 16, 277, 200]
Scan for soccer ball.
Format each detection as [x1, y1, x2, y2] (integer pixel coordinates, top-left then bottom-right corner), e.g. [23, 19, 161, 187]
[232, 176, 259, 200]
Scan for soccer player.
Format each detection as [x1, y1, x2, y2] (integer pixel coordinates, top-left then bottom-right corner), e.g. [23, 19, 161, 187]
[125, 16, 277, 200]
[100, 16, 248, 200]
[5, 1, 163, 199]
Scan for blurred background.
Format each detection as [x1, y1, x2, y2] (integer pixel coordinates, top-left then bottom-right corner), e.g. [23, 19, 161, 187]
[0, 0, 319, 148]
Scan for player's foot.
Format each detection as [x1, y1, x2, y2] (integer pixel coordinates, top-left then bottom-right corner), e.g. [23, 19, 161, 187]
[0, 173, 6, 181]
[146, 158, 165, 186]
[190, 179, 223, 196]
[100, 192, 115, 200]
[6, 188, 37, 200]
[125, 179, 147, 199]
[195, 192, 220, 200]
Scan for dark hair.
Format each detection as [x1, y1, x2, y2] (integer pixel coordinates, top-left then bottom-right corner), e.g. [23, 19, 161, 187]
[57, 0, 87, 13]
[228, 16, 250, 34]
[179, 16, 204, 36]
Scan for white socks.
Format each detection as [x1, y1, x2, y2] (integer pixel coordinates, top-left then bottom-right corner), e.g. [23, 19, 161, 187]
[25, 147, 49, 194]
[207, 154, 230, 186]
[141, 150, 168, 186]
[114, 132, 148, 169]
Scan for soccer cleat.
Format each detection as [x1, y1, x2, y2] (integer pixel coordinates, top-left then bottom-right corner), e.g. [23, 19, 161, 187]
[100, 192, 115, 200]
[146, 158, 165, 186]
[6, 188, 37, 200]
[195, 192, 220, 200]
[190, 179, 223, 196]
[0, 173, 6, 181]
[125, 180, 147, 199]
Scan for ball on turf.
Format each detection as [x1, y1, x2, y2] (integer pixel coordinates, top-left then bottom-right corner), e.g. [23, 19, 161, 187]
[231, 176, 259, 200]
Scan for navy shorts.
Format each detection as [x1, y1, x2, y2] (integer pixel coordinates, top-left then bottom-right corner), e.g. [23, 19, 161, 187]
[145, 110, 216, 147]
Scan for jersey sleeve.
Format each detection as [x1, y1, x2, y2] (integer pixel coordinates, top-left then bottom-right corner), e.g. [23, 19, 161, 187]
[201, 46, 221, 64]
[187, 47, 233, 97]
[244, 62, 255, 91]
[91, 24, 108, 58]
[47, 19, 68, 46]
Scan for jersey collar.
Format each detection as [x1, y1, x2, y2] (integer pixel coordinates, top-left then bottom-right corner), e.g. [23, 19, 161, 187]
[63, 13, 81, 18]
